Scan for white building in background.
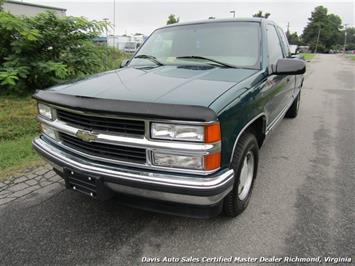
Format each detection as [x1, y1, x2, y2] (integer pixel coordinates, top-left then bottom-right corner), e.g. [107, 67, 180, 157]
[2, 0, 66, 17]
[108, 34, 146, 53]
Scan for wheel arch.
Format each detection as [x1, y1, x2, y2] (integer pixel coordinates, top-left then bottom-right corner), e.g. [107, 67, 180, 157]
[229, 113, 267, 165]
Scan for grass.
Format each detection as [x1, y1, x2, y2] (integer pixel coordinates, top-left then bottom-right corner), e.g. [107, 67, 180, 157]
[347, 55, 355, 61]
[0, 95, 43, 180]
[301, 53, 316, 61]
[0, 47, 131, 181]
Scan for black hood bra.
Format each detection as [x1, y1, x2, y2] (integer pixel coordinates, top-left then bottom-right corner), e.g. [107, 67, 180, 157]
[33, 90, 218, 122]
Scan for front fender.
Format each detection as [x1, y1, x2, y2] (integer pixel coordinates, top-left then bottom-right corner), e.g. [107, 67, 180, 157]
[216, 84, 267, 168]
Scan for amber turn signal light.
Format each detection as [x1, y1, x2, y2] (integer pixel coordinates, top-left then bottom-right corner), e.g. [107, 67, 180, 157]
[204, 123, 221, 143]
[204, 152, 221, 171]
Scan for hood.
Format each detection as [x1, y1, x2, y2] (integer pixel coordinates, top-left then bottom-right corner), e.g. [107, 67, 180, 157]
[49, 65, 258, 107]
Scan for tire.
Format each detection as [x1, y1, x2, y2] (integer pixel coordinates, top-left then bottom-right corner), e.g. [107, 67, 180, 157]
[285, 92, 301, 118]
[223, 131, 259, 217]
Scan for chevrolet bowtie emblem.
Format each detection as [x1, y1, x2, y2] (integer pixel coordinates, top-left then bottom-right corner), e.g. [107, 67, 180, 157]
[75, 129, 97, 142]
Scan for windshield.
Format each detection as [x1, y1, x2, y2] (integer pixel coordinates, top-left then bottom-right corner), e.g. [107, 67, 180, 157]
[130, 22, 261, 68]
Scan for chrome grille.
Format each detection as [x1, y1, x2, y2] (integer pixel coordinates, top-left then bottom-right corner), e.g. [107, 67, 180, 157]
[59, 132, 146, 164]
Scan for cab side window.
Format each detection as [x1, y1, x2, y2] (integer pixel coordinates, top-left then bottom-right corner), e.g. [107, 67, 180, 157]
[267, 24, 284, 65]
[277, 27, 291, 57]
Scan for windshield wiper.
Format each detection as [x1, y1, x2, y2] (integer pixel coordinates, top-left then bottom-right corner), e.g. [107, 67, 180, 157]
[176, 56, 236, 68]
[134, 54, 164, 66]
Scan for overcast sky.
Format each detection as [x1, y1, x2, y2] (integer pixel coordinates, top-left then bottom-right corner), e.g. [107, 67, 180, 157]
[37, 0, 354, 35]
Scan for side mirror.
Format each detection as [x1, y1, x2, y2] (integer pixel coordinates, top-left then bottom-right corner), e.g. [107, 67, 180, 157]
[120, 59, 130, 68]
[273, 58, 306, 75]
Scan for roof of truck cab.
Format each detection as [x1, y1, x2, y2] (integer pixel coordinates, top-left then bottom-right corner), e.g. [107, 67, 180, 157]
[159, 18, 275, 30]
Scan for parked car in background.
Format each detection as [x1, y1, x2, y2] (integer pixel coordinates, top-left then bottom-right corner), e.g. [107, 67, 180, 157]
[33, 18, 305, 218]
[123, 41, 139, 53]
[298, 45, 310, 53]
[289, 44, 298, 55]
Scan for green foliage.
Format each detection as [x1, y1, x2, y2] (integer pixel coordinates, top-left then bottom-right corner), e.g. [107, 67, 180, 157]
[97, 45, 132, 70]
[252, 11, 270, 19]
[0, 11, 124, 94]
[0, 135, 42, 179]
[301, 53, 316, 61]
[0, 96, 38, 141]
[167, 14, 179, 25]
[344, 27, 355, 50]
[0, 96, 43, 178]
[286, 31, 301, 45]
[302, 6, 342, 52]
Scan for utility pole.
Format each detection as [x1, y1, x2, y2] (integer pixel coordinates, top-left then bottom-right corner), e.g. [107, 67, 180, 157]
[113, 0, 116, 48]
[230, 10, 236, 18]
[103, 18, 109, 69]
[314, 25, 321, 54]
[286, 22, 290, 40]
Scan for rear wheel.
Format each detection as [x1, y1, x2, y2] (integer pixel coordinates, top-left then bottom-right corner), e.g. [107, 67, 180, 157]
[223, 131, 259, 217]
[285, 92, 301, 118]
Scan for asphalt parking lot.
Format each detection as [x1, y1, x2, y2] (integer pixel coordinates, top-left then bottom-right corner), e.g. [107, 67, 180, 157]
[0, 54, 354, 265]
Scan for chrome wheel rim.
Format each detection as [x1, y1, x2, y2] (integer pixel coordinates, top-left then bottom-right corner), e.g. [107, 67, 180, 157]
[238, 151, 254, 200]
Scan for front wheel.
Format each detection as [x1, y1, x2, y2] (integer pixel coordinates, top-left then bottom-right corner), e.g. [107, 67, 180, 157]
[223, 131, 259, 217]
[285, 92, 301, 118]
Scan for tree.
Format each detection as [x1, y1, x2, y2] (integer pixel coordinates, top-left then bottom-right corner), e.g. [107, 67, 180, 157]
[302, 6, 342, 52]
[252, 11, 270, 19]
[0, 11, 110, 93]
[166, 14, 179, 25]
[286, 31, 300, 45]
[343, 27, 355, 50]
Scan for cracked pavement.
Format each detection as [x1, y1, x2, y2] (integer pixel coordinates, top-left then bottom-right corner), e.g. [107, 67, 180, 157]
[0, 55, 354, 265]
[0, 165, 63, 206]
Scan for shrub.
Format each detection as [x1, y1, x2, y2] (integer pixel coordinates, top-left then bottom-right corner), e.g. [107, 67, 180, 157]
[0, 11, 120, 94]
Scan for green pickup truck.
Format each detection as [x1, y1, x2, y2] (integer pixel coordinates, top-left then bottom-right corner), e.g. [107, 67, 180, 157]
[33, 18, 305, 218]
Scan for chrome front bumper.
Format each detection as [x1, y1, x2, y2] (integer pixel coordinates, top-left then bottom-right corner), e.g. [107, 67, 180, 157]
[32, 136, 234, 206]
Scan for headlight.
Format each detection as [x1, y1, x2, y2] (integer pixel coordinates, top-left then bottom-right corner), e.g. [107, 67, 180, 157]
[151, 122, 220, 143]
[41, 124, 57, 140]
[38, 103, 52, 120]
[152, 151, 221, 171]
